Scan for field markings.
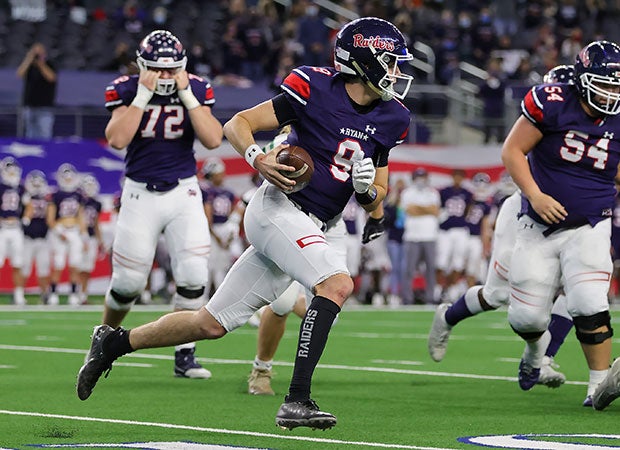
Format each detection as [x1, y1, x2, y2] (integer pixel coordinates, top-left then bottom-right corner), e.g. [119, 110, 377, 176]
[0, 409, 454, 450]
[0, 343, 588, 386]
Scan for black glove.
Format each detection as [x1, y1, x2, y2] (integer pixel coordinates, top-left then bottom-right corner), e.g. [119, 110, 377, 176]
[362, 216, 385, 244]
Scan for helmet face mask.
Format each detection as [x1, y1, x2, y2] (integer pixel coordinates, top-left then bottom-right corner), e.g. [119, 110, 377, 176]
[334, 17, 413, 101]
[1, 157, 22, 188]
[574, 40, 620, 115]
[136, 30, 187, 96]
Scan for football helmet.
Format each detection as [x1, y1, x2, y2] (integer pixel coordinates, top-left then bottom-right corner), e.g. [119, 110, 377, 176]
[201, 157, 225, 179]
[543, 64, 575, 84]
[136, 30, 187, 96]
[574, 40, 620, 115]
[81, 174, 100, 198]
[56, 163, 81, 192]
[24, 169, 48, 196]
[0, 156, 22, 187]
[497, 170, 517, 198]
[334, 17, 413, 101]
[471, 172, 491, 201]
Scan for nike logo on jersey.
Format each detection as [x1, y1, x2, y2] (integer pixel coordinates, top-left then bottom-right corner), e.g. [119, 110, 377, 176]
[340, 127, 369, 141]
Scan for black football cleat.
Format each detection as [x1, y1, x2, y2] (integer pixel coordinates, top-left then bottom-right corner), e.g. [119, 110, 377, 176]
[275, 397, 337, 430]
[76, 325, 118, 400]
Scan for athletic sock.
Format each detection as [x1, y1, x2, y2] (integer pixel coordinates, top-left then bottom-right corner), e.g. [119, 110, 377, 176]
[445, 295, 473, 327]
[545, 314, 574, 357]
[588, 369, 609, 396]
[102, 327, 134, 359]
[523, 330, 551, 368]
[253, 357, 273, 371]
[286, 296, 340, 402]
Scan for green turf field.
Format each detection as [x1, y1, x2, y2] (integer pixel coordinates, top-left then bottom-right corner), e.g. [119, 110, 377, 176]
[1, 297, 620, 450]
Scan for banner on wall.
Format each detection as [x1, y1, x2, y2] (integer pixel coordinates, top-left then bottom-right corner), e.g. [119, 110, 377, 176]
[0, 139, 506, 294]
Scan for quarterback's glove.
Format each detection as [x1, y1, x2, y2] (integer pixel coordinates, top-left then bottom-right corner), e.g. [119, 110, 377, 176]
[362, 216, 385, 244]
[352, 157, 376, 193]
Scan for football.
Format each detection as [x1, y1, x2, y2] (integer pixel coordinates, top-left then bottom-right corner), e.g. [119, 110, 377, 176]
[276, 145, 314, 192]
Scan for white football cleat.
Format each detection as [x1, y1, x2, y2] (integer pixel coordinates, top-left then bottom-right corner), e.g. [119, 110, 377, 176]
[428, 303, 452, 362]
[537, 355, 566, 388]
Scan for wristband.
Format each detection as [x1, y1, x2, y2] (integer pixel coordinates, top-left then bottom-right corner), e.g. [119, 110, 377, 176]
[245, 144, 264, 168]
[178, 86, 201, 110]
[131, 83, 154, 109]
[355, 185, 378, 205]
[21, 217, 31, 227]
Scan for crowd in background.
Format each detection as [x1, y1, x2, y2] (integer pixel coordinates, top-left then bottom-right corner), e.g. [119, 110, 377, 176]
[6, 0, 620, 89]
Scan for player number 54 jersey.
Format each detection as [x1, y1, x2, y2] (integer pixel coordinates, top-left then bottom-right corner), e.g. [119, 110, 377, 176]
[521, 82, 620, 227]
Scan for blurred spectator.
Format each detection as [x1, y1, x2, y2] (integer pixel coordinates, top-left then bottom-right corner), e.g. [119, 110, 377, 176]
[16, 42, 57, 139]
[492, 0, 518, 37]
[186, 42, 213, 78]
[560, 28, 583, 65]
[401, 168, 440, 305]
[237, 7, 269, 81]
[150, 5, 169, 28]
[114, 0, 146, 36]
[508, 56, 542, 86]
[221, 21, 244, 76]
[470, 7, 498, 66]
[297, 1, 330, 67]
[101, 41, 135, 75]
[479, 58, 506, 144]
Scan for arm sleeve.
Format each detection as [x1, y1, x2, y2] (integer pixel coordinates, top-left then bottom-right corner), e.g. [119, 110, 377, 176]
[272, 93, 298, 127]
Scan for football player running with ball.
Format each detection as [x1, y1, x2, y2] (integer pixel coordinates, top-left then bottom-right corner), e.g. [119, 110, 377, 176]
[77, 17, 412, 430]
[95, 30, 222, 378]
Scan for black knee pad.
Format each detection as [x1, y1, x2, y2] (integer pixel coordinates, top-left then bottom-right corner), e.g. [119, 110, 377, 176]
[510, 325, 544, 341]
[110, 289, 139, 304]
[176, 286, 205, 299]
[573, 311, 613, 345]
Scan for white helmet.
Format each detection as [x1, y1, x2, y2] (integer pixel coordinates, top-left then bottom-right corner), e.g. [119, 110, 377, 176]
[81, 174, 100, 198]
[56, 163, 81, 192]
[25, 169, 48, 196]
[0, 157, 22, 187]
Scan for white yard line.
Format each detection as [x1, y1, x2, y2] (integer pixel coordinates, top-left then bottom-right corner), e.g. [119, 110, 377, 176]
[0, 409, 454, 450]
[0, 343, 588, 386]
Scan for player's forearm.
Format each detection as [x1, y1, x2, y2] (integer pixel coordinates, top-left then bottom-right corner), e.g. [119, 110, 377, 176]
[359, 183, 386, 213]
[501, 147, 541, 202]
[223, 114, 258, 158]
[189, 107, 223, 149]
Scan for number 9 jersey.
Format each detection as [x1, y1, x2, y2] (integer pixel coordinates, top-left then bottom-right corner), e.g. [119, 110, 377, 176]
[104, 74, 215, 186]
[520, 82, 620, 228]
[280, 66, 410, 222]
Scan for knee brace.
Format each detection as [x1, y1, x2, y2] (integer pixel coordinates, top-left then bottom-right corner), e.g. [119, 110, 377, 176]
[573, 311, 613, 345]
[510, 325, 545, 341]
[173, 285, 205, 310]
[105, 289, 139, 311]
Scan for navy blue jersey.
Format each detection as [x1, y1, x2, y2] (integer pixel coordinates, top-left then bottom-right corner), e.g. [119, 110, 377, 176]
[104, 74, 215, 186]
[384, 203, 405, 243]
[439, 186, 473, 230]
[83, 197, 102, 236]
[342, 198, 361, 235]
[521, 83, 620, 228]
[24, 194, 49, 239]
[281, 66, 410, 222]
[465, 200, 491, 236]
[612, 195, 620, 261]
[51, 190, 82, 220]
[0, 183, 24, 220]
[201, 184, 236, 224]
